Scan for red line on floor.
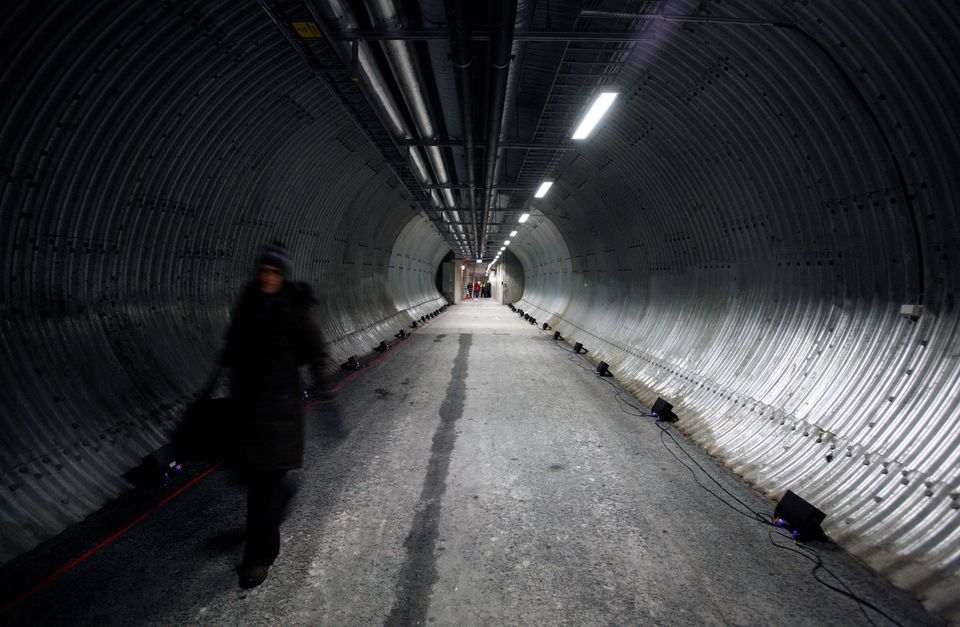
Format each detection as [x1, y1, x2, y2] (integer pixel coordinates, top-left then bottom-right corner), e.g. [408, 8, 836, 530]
[0, 463, 220, 617]
[0, 307, 447, 616]
[327, 328, 422, 395]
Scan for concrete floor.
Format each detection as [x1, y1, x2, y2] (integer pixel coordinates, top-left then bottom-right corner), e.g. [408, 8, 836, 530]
[0, 300, 943, 626]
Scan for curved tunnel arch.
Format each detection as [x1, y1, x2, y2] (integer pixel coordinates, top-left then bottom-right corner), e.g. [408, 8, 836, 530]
[0, 0, 958, 617]
[509, 215, 573, 316]
[0, 0, 447, 563]
[506, 1, 959, 612]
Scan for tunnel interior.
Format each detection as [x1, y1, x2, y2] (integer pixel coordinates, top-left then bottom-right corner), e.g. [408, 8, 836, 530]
[1, 0, 958, 620]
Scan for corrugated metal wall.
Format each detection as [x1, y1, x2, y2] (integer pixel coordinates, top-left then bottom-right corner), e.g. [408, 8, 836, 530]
[1, 0, 958, 619]
[0, 0, 445, 564]
[514, 0, 959, 618]
[497, 249, 525, 305]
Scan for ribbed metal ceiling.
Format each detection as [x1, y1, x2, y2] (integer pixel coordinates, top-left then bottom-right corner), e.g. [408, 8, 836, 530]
[1, 0, 958, 621]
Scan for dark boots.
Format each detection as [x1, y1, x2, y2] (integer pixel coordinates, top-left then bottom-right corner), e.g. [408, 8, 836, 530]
[238, 563, 270, 588]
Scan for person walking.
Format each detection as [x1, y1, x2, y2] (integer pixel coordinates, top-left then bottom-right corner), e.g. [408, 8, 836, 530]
[221, 242, 327, 588]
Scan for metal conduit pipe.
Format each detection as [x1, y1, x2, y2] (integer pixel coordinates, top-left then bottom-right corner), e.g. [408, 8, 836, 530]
[443, 0, 479, 257]
[488, 0, 534, 242]
[420, 0, 468, 226]
[317, 0, 448, 215]
[365, 0, 461, 224]
[317, 0, 407, 138]
[479, 0, 518, 259]
[579, 9, 782, 26]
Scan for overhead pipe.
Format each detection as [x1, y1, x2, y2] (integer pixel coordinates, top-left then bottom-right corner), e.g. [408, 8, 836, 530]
[443, 0, 479, 257]
[316, 0, 408, 139]
[488, 0, 534, 248]
[420, 0, 470, 226]
[365, 0, 462, 231]
[315, 0, 459, 228]
[479, 0, 518, 259]
[579, 9, 782, 26]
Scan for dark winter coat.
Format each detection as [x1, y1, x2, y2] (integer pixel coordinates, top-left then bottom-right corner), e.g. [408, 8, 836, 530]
[221, 281, 325, 471]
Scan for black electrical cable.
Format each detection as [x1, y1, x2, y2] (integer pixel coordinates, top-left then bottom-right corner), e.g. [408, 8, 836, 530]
[557, 336, 766, 517]
[657, 426, 772, 524]
[555, 336, 768, 520]
[655, 415, 907, 624]
[553, 332, 792, 526]
[551, 336, 669, 419]
[599, 376, 650, 418]
[656, 423, 772, 524]
[542, 324, 907, 626]
[768, 530, 905, 627]
[648, 396, 905, 624]
[651, 399, 907, 624]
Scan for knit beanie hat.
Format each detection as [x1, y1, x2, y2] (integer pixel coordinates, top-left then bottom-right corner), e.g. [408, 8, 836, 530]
[257, 241, 292, 275]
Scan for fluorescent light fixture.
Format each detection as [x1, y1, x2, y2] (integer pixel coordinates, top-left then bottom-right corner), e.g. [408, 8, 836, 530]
[504, 240, 511, 246]
[519, 213, 530, 223]
[500, 247, 506, 251]
[476, 258, 482, 263]
[510, 230, 518, 237]
[572, 91, 618, 140]
[534, 181, 553, 198]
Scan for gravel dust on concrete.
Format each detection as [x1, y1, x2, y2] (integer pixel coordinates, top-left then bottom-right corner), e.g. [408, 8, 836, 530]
[0, 300, 942, 626]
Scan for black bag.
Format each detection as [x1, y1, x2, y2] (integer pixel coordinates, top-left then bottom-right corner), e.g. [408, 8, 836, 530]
[174, 398, 234, 461]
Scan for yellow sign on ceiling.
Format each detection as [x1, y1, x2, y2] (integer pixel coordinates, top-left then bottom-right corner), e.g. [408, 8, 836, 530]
[291, 21, 322, 39]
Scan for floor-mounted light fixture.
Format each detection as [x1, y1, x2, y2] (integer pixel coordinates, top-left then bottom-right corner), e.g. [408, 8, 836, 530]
[651, 397, 678, 422]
